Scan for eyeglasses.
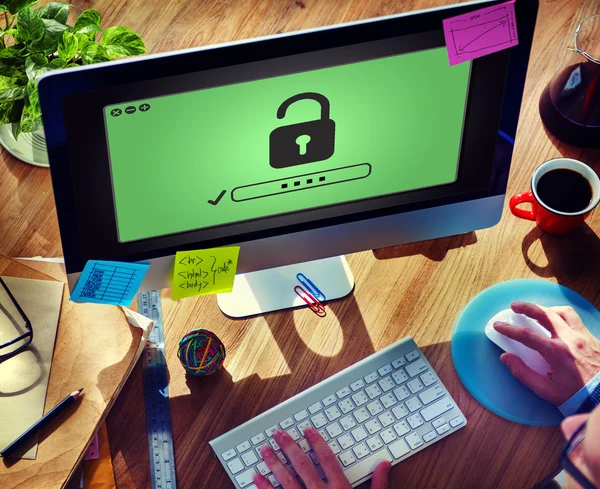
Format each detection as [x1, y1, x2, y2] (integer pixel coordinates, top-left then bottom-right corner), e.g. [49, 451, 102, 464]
[0, 277, 33, 362]
[561, 421, 597, 489]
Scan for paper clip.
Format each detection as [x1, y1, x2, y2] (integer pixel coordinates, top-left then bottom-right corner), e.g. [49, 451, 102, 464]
[294, 285, 326, 317]
[296, 273, 326, 301]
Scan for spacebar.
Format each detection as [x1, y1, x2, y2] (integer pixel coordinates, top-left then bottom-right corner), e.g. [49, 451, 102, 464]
[343, 449, 393, 485]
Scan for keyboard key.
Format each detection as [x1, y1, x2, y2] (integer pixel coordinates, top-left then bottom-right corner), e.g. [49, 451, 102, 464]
[336, 386, 352, 399]
[318, 429, 329, 441]
[276, 452, 287, 464]
[222, 448, 236, 461]
[378, 376, 395, 392]
[378, 364, 393, 376]
[353, 407, 370, 424]
[328, 440, 341, 454]
[365, 384, 382, 399]
[393, 420, 410, 437]
[294, 410, 309, 422]
[339, 450, 357, 467]
[405, 397, 422, 412]
[392, 356, 407, 369]
[236, 441, 251, 453]
[380, 428, 397, 444]
[406, 432, 424, 450]
[350, 379, 365, 391]
[364, 371, 379, 384]
[322, 394, 337, 406]
[352, 391, 369, 407]
[392, 369, 408, 385]
[351, 426, 368, 442]
[365, 419, 382, 434]
[353, 442, 370, 459]
[378, 411, 395, 427]
[298, 439, 311, 453]
[344, 450, 394, 484]
[311, 413, 328, 429]
[308, 402, 323, 414]
[280, 417, 294, 430]
[310, 452, 320, 464]
[436, 423, 451, 435]
[420, 371, 436, 386]
[392, 404, 408, 419]
[241, 450, 259, 466]
[265, 425, 278, 438]
[297, 420, 312, 435]
[380, 393, 397, 409]
[255, 443, 269, 460]
[419, 384, 444, 405]
[326, 421, 343, 438]
[325, 406, 342, 421]
[432, 417, 446, 429]
[388, 439, 410, 459]
[340, 415, 357, 430]
[407, 413, 424, 429]
[423, 431, 437, 442]
[405, 358, 427, 377]
[235, 468, 256, 488]
[406, 350, 419, 362]
[407, 378, 424, 394]
[338, 398, 355, 414]
[366, 435, 384, 451]
[286, 427, 300, 441]
[393, 386, 410, 401]
[269, 438, 281, 451]
[268, 474, 280, 487]
[366, 400, 384, 416]
[421, 397, 454, 421]
[450, 416, 464, 428]
[251, 433, 266, 445]
[227, 457, 245, 474]
[338, 433, 355, 450]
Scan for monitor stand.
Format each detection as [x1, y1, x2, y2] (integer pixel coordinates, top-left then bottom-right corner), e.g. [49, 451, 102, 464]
[216, 256, 355, 318]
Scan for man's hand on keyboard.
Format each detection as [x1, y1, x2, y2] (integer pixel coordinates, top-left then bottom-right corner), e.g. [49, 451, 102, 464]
[493, 301, 600, 405]
[253, 427, 391, 489]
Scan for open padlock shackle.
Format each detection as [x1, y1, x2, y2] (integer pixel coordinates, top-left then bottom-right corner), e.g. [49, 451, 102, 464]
[276, 92, 330, 120]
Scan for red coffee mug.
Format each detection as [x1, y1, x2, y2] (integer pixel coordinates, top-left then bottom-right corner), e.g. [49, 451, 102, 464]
[509, 158, 600, 234]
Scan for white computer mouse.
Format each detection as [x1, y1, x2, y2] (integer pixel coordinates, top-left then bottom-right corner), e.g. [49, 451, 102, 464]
[485, 309, 552, 375]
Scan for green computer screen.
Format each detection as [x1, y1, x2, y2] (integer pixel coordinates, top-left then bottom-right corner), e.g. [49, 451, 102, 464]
[105, 47, 471, 243]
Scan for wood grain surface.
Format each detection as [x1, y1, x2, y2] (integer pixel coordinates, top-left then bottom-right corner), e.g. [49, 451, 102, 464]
[1, 0, 600, 488]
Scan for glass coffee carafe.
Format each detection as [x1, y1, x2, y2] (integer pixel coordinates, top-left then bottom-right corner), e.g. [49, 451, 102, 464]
[539, 13, 600, 148]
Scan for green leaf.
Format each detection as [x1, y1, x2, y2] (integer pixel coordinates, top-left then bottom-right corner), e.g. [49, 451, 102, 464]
[34, 18, 69, 53]
[0, 102, 14, 124]
[24, 54, 49, 82]
[73, 9, 101, 31]
[80, 42, 109, 64]
[0, 84, 24, 102]
[58, 30, 77, 62]
[16, 7, 45, 43]
[100, 26, 145, 58]
[3, 0, 39, 15]
[74, 23, 102, 42]
[0, 46, 26, 65]
[35, 2, 69, 24]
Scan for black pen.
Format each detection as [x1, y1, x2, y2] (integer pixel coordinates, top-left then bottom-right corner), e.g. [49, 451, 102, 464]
[1, 388, 84, 458]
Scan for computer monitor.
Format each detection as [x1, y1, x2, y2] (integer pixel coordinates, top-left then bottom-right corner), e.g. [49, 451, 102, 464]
[39, 0, 538, 316]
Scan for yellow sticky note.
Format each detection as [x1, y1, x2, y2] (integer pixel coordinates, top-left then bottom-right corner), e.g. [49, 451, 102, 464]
[172, 247, 240, 300]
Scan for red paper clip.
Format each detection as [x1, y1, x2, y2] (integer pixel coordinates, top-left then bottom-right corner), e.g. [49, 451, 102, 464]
[294, 285, 326, 317]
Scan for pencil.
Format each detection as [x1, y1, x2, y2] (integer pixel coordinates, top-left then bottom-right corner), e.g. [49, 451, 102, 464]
[0, 388, 84, 458]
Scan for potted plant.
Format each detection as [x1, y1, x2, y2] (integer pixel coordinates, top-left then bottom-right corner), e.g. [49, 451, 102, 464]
[0, 1, 145, 166]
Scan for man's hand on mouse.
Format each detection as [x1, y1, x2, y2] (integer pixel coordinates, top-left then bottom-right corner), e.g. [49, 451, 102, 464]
[253, 427, 391, 489]
[493, 301, 600, 405]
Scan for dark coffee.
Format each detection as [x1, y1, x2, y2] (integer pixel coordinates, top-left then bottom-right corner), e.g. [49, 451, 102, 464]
[537, 169, 593, 213]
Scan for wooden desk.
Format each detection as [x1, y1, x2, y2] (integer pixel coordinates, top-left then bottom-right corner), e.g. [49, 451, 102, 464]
[1, 0, 600, 488]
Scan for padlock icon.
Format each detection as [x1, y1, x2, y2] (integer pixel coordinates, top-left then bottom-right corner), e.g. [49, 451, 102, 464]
[269, 92, 335, 169]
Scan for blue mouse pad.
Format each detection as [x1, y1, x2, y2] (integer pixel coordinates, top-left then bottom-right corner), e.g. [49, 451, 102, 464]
[451, 279, 600, 426]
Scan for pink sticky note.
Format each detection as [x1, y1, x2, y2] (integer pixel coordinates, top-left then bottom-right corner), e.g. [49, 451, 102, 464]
[84, 434, 100, 460]
[443, 0, 519, 66]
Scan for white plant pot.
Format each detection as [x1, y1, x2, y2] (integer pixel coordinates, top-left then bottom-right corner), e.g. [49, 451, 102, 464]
[0, 124, 49, 167]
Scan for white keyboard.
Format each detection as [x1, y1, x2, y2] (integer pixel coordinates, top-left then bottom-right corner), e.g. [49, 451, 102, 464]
[210, 337, 466, 488]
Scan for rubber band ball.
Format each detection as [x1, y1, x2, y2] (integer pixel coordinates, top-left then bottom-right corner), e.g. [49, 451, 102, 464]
[177, 329, 226, 376]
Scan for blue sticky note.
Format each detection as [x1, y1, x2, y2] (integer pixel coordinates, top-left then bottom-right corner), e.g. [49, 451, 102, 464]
[70, 260, 150, 306]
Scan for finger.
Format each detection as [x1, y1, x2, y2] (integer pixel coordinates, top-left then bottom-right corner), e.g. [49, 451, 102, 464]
[548, 306, 586, 331]
[274, 430, 321, 488]
[561, 414, 589, 440]
[371, 461, 392, 489]
[511, 302, 564, 336]
[261, 446, 302, 489]
[304, 427, 347, 485]
[493, 322, 554, 357]
[254, 473, 275, 489]
[500, 353, 559, 403]
[585, 406, 600, 483]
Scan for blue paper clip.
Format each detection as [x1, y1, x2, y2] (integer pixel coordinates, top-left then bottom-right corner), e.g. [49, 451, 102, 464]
[296, 273, 326, 301]
[294, 285, 326, 317]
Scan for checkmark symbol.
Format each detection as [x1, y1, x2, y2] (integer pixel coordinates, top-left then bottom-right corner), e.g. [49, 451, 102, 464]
[208, 190, 226, 206]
